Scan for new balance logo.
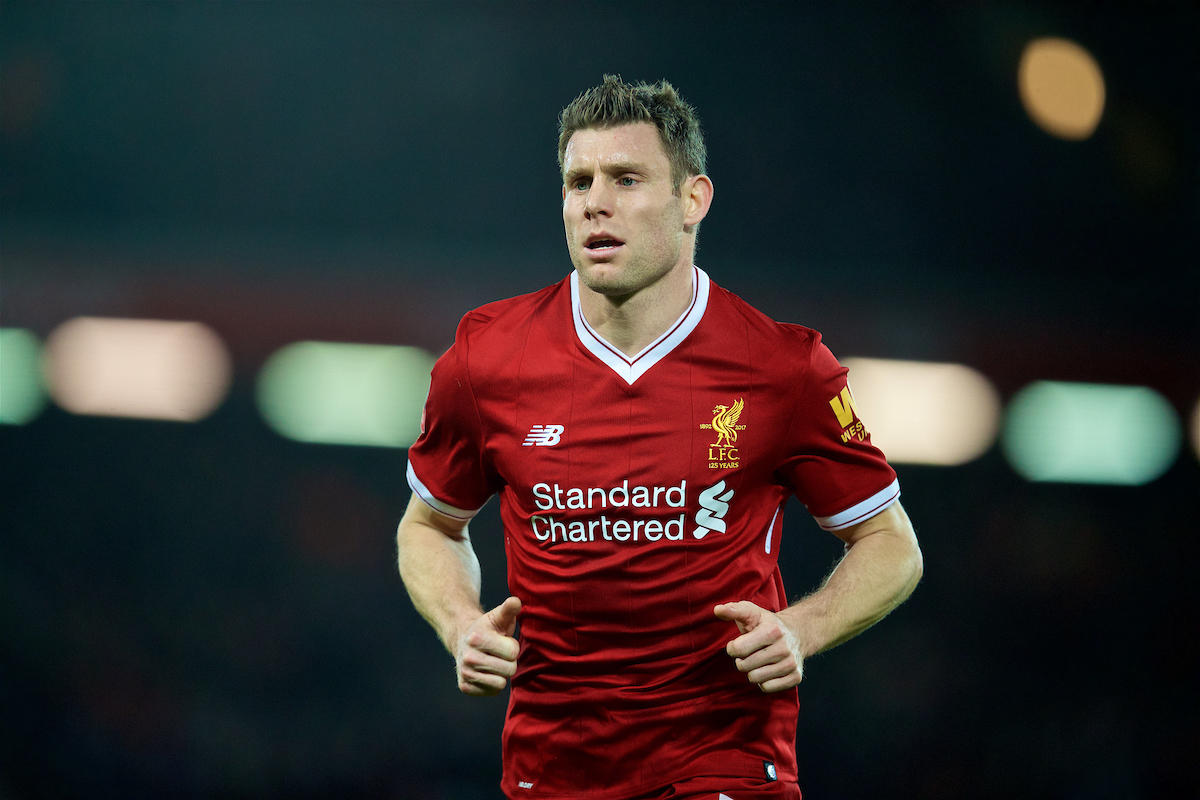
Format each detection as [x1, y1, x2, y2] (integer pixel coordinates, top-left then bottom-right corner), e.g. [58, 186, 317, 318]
[694, 480, 734, 539]
[522, 424, 564, 446]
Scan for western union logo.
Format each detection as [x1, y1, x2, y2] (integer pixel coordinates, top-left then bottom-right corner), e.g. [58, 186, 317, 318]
[829, 385, 868, 444]
[829, 386, 858, 427]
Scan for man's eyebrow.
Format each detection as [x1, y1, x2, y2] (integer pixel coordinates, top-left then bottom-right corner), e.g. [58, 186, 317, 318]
[563, 161, 650, 182]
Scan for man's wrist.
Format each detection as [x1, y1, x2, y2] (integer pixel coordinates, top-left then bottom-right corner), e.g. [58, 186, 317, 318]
[440, 607, 485, 655]
[778, 601, 824, 659]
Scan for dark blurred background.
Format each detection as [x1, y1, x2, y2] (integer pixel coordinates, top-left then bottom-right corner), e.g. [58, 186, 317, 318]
[2, 2, 1197, 798]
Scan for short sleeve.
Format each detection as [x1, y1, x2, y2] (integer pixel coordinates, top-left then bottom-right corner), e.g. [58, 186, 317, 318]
[406, 318, 498, 520]
[777, 335, 899, 530]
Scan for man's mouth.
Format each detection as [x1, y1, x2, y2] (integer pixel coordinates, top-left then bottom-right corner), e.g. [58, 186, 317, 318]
[584, 235, 625, 252]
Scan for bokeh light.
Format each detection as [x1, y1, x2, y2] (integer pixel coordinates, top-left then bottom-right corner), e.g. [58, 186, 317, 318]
[1018, 37, 1106, 140]
[0, 328, 47, 425]
[257, 342, 436, 448]
[1002, 381, 1180, 484]
[43, 317, 232, 421]
[842, 358, 1001, 466]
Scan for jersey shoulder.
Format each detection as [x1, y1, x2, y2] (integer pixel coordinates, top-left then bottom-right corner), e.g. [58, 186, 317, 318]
[458, 277, 568, 338]
[707, 279, 825, 363]
[451, 276, 571, 383]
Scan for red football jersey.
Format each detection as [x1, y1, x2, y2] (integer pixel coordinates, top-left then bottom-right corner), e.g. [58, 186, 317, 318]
[407, 267, 899, 799]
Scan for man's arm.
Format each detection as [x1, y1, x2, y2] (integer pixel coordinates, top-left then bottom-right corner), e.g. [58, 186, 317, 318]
[396, 493, 521, 696]
[715, 500, 922, 693]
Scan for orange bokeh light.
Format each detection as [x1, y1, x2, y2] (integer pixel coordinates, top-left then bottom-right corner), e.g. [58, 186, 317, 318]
[1018, 37, 1105, 141]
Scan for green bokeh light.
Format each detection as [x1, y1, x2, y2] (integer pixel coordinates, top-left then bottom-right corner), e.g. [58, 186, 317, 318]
[257, 342, 437, 448]
[1002, 381, 1181, 485]
[0, 328, 47, 425]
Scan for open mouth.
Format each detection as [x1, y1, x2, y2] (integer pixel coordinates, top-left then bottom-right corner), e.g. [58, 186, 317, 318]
[584, 235, 625, 253]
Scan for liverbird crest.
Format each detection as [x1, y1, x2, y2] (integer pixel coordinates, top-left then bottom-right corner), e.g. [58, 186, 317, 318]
[710, 398, 744, 447]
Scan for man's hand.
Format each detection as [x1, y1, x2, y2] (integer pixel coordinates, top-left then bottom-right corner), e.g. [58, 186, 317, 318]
[714, 600, 803, 693]
[456, 596, 522, 696]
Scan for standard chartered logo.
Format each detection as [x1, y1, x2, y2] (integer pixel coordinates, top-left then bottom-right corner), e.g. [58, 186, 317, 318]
[693, 480, 734, 539]
[530, 480, 687, 543]
[526, 478, 735, 546]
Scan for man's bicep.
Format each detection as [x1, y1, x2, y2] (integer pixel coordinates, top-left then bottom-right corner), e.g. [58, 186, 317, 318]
[400, 492, 471, 540]
[830, 500, 915, 548]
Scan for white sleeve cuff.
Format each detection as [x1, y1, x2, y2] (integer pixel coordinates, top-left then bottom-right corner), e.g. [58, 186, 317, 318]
[814, 479, 900, 531]
[406, 461, 485, 521]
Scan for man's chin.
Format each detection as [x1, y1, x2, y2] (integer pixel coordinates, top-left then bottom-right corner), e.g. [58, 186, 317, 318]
[576, 265, 635, 297]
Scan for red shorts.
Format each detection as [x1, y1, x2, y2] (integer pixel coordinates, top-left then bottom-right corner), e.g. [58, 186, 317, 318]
[632, 775, 802, 800]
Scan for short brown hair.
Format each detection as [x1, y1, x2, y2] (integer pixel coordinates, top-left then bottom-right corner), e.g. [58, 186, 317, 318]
[558, 75, 707, 194]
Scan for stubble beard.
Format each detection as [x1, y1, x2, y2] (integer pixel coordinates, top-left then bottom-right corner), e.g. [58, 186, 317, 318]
[572, 249, 673, 300]
[569, 216, 687, 301]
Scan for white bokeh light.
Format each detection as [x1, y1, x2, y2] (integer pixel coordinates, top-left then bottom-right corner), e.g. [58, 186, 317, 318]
[842, 358, 1001, 466]
[44, 317, 232, 421]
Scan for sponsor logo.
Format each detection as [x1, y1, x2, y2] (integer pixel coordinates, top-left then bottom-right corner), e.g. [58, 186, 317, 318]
[518, 781, 534, 789]
[525, 478, 737, 547]
[829, 385, 868, 443]
[699, 397, 746, 469]
[693, 480, 734, 539]
[522, 424, 564, 446]
[530, 480, 687, 544]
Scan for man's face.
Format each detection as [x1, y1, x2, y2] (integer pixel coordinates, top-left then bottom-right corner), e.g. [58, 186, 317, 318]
[562, 122, 689, 298]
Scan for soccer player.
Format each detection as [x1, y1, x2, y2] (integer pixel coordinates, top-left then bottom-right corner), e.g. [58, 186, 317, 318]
[397, 75, 923, 799]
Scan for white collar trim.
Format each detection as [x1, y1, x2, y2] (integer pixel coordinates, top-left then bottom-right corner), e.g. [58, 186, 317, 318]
[570, 265, 710, 385]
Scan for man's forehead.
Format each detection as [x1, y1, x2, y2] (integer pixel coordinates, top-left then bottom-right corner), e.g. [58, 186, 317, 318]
[563, 122, 668, 170]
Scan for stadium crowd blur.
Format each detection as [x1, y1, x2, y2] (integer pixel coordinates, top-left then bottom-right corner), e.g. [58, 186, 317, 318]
[2, 3, 1197, 798]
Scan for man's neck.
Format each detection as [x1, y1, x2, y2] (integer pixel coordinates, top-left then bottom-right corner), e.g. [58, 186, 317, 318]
[578, 262, 695, 358]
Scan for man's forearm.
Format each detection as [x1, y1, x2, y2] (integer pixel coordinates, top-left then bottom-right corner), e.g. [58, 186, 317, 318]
[779, 503, 922, 658]
[396, 513, 485, 654]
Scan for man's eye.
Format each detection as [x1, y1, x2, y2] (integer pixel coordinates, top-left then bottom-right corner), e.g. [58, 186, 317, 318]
[619, 177, 636, 186]
[574, 180, 589, 191]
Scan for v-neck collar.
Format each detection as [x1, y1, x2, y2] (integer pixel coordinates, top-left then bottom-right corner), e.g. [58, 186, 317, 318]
[570, 265, 711, 385]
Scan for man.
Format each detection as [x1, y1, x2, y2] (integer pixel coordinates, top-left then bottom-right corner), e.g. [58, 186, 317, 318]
[397, 75, 923, 799]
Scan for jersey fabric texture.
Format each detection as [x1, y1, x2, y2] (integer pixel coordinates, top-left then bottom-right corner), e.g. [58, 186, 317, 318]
[407, 266, 899, 799]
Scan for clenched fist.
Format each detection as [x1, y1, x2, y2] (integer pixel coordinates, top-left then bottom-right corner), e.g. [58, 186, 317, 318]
[714, 600, 803, 693]
[456, 596, 522, 696]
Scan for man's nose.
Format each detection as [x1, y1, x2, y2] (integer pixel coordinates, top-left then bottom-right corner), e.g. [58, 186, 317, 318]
[584, 180, 614, 218]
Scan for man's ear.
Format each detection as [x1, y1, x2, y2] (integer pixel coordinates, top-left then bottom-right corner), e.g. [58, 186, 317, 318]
[682, 174, 714, 227]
